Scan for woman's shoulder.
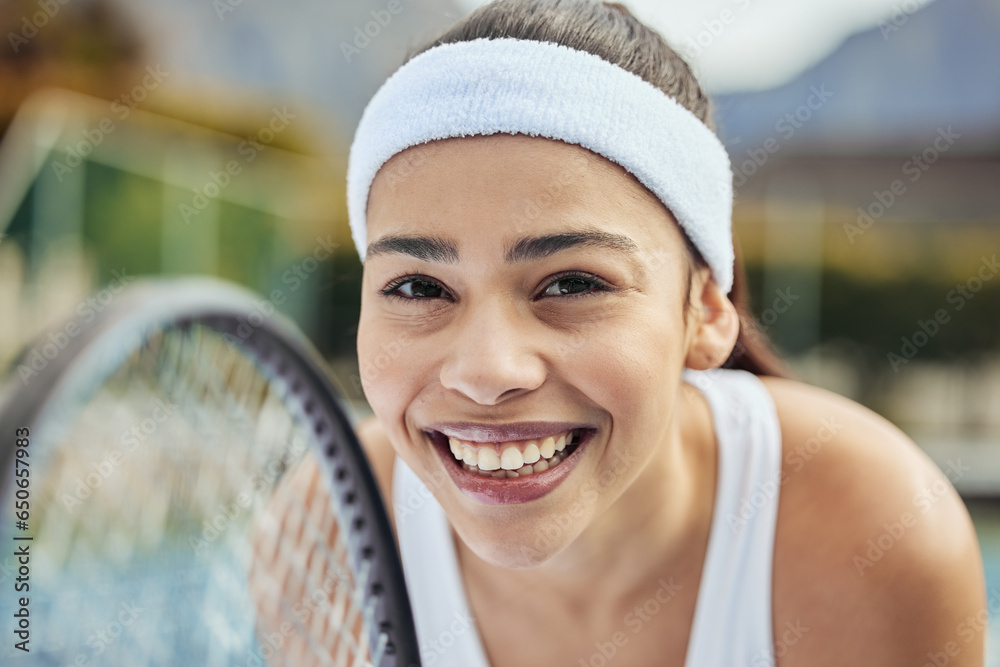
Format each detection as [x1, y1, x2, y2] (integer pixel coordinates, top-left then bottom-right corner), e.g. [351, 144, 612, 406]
[757, 375, 985, 665]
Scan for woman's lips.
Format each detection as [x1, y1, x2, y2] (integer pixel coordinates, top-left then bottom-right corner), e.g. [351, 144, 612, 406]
[426, 428, 593, 505]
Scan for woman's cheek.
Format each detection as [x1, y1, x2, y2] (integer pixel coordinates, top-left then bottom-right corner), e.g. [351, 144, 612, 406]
[357, 316, 413, 407]
[567, 320, 678, 394]
[565, 321, 683, 454]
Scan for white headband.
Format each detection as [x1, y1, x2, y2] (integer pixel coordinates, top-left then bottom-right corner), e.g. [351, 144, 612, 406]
[347, 37, 735, 292]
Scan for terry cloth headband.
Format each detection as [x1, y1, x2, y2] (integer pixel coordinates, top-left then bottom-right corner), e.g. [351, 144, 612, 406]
[347, 37, 736, 292]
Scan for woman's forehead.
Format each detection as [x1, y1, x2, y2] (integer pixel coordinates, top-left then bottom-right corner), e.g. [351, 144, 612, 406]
[366, 134, 676, 245]
[370, 135, 603, 202]
[377, 133, 606, 175]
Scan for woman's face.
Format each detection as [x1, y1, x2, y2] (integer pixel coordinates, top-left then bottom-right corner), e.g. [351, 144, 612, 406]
[357, 134, 705, 568]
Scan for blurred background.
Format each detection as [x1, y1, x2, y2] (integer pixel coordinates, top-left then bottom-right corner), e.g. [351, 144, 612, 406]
[0, 0, 997, 660]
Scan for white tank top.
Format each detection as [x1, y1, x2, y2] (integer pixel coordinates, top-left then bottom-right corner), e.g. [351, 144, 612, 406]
[391, 368, 783, 666]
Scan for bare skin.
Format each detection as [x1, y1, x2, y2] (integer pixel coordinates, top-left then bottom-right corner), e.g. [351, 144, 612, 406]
[350, 134, 985, 666]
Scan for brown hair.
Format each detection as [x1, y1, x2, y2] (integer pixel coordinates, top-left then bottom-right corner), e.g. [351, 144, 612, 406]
[409, 0, 789, 377]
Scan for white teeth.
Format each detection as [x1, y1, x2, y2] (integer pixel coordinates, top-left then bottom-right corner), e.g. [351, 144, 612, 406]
[448, 429, 581, 477]
[477, 448, 501, 471]
[539, 437, 555, 459]
[460, 449, 573, 477]
[500, 446, 524, 470]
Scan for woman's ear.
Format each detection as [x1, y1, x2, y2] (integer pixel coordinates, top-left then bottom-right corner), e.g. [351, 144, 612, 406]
[684, 268, 740, 371]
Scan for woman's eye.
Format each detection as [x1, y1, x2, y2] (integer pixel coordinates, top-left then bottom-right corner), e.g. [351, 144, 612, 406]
[541, 274, 607, 297]
[380, 276, 447, 300]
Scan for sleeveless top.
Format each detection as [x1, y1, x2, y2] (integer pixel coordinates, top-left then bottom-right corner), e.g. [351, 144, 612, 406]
[391, 368, 783, 666]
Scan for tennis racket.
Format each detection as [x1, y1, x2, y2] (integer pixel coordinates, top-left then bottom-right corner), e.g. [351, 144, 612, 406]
[0, 277, 420, 666]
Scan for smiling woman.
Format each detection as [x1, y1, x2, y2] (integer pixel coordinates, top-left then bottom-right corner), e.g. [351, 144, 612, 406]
[343, 1, 986, 666]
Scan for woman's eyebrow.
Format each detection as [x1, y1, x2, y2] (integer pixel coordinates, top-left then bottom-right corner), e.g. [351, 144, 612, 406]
[365, 230, 639, 264]
[505, 231, 639, 263]
[366, 235, 460, 263]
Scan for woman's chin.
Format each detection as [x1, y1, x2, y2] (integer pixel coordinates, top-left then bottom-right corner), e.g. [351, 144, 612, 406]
[450, 515, 582, 570]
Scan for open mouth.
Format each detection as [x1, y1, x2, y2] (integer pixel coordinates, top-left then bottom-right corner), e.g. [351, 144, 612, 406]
[426, 428, 590, 478]
[423, 426, 594, 504]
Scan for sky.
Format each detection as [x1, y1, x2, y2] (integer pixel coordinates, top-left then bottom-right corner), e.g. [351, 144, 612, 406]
[454, 0, 940, 93]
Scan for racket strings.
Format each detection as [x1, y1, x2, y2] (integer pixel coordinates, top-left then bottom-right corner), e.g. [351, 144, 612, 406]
[250, 433, 378, 667]
[4, 324, 380, 666]
[172, 327, 379, 666]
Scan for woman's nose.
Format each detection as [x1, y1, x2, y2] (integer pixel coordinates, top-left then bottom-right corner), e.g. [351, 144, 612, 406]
[438, 301, 546, 406]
